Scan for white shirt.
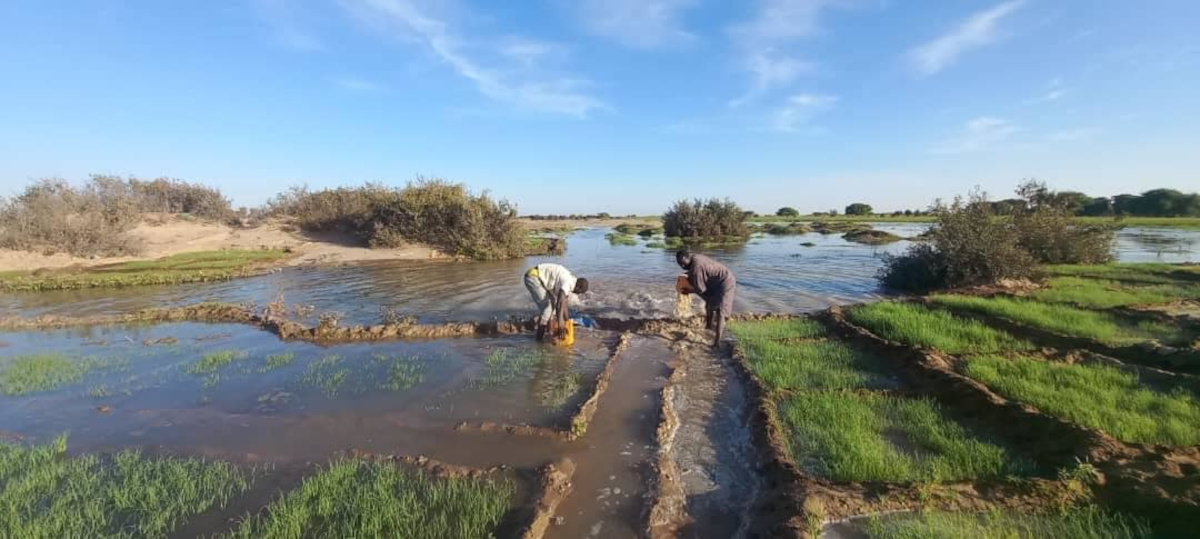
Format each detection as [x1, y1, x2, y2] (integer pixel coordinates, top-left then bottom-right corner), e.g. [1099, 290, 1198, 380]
[535, 263, 577, 297]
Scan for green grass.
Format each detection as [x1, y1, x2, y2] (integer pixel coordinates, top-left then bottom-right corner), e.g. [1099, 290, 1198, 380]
[0, 436, 251, 538]
[963, 356, 1200, 445]
[1033, 277, 1200, 309]
[187, 350, 250, 376]
[472, 348, 543, 388]
[302, 355, 351, 396]
[260, 352, 296, 372]
[860, 507, 1149, 539]
[604, 232, 639, 246]
[931, 295, 1190, 346]
[225, 458, 513, 539]
[738, 338, 892, 392]
[644, 241, 666, 249]
[778, 392, 1025, 482]
[375, 354, 426, 391]
[847, 302, 1033, 354]
[729, 318, 827, 341]
[0, 249, 291, 292]
[532, 370, 583, 408]
[0, 354, 92, 396]
[1041, 263, 1199, 285]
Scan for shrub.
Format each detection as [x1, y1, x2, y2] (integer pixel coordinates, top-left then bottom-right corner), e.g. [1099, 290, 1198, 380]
[126, 176, 233, 220]
[880, 190, 1033, 292]
[1013, 181, 1116, 264]
[0, 178, 144, 257]
[776, 207, 800, 217]
[663, 198, 749, 239]
[845, 203, 873, 215]
[270, 179, 527, 260]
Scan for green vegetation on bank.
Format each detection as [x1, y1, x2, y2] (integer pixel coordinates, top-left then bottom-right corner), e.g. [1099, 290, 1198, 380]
[779, 392, 1024, 482]
[931, 295, 1191, 346]
[847, 302, 1033, 354]
[225, 458, 513, 539]
[0, 249, 291, 292]
[963, 356, 1200, 446]
[861, 507, 1149, 539]
[0, 436, 251, 538]
[1033, 277, 1200, 309]
[734, 317, 1025, 483]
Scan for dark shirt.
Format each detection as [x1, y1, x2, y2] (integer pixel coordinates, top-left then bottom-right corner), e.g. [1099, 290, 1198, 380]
[686, 254, 737, 315]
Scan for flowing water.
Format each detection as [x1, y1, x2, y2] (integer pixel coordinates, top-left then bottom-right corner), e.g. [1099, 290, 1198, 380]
[1, 224, 1197, 537]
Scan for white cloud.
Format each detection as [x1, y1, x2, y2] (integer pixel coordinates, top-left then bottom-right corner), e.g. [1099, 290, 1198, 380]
[1047, 127, 1101, 142]
[933, 116, 1019, 153]
[908, 0, 1027, 76]
[1024, 77, 1067, 105]
[773, 93, 838, 132]
[252, 0, 325, 51]
[727, 0, 841, 105]
[331, 77, 385, 92]
[343, 0, 605, 118]
[498, 38, 560, 68]
[571, 0, 697, 49]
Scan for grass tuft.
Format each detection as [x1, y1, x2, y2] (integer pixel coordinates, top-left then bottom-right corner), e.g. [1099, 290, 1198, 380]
[729, 318, 826, 342]
[225, 459, 512, 539]
[1, 354, 91, 396]
[847, 302, 1033, 354]
[963, 356, 1200, 446]
[0, 436, 251, 537]
[737, 338, 892, 392]
[302, 355, 351, 396]
[473, 348, 543, 388]
[187, 350, 250, 376]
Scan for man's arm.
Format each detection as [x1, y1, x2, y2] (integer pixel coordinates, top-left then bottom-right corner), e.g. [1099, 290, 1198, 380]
[554, 289, 570, 327]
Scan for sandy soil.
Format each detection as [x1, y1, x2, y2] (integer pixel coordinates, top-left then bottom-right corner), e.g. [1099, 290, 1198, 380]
[0, 217, 444, 271]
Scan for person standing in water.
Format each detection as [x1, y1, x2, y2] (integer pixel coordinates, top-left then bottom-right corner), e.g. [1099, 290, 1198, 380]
[676, 250, 736, 347]
[524, 263, 589, 342]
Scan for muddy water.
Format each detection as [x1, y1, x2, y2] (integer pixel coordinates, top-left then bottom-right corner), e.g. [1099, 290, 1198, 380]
[667, 336, 762, 538]
[0, 322, 612, 464]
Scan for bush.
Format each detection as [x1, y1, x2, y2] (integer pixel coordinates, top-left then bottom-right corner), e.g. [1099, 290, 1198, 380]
[126, 177, 233, 220]
[663, 198, 749, 239]
[0, 178, 144, 256]
[845, 203, 873, 216]
[880, 182, 1117, 292]
[271, 179, 527, 261]
[880, 190, 1034, 292]
[776, 207, 799, 217]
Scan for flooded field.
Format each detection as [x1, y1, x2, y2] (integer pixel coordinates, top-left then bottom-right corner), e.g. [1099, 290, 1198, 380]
[2, 227, 1198, 537]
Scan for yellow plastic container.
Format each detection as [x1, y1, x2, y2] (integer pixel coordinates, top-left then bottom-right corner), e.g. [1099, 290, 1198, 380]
[554, 319, 575, 347]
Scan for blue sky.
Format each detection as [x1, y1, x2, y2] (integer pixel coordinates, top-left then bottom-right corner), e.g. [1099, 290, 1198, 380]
[1, 1, 1197, 215]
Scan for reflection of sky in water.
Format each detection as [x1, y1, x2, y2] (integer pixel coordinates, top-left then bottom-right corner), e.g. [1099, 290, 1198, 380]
[0, 225, 1195, 322]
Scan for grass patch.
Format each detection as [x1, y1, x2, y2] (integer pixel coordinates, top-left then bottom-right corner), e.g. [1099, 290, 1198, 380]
[778, 392, 1025, 482]
[963, 356, 1200, 445]
[931, 295, 1190, 346]
[1041, 263, 1199, 285]
[0, 436, 251, 538]
[860, 506, 1149, 539]
[0, 354, 91, 396]
[847, 302, 1033, 354]
[738, 338, 892, 392]
[375, 354, 426, 391]
[187, 350, 250, 376]
[730, 318, 827, 341]
[604, 232, 639, 246]
[225, 458, 512, 539]
[302, 355, 351, 397]
[644, 241, 666, 249]
[260, 352, 296, 372]
[1033, 277, 1200, 309]
[472, 348, 543, 388]
[0, 249, 291, 292]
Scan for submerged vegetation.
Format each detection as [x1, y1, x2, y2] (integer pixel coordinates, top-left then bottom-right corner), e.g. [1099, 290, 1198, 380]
[0, 354, 127, 396]
[964, 356, 1200, 446]
[0, 436, 250, 538]
[226, 459, 513, 539]
[472, 348, 544, 388]
[0, 249, 291, 292]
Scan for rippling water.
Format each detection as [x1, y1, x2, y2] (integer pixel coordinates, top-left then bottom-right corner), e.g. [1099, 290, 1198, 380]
[1, 226, 1196, 323]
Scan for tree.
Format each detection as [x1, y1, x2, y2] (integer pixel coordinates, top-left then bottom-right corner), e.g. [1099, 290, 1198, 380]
[776, 207, 800, 217]
[845, 203, 872, 216]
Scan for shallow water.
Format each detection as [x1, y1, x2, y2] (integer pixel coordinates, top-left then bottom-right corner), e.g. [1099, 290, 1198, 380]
[3, 226, 1195, 323]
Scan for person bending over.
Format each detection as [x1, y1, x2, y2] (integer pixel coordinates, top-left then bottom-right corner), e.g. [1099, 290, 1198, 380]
[524, 263, 589, 342]
[676, 250, 736, 347]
